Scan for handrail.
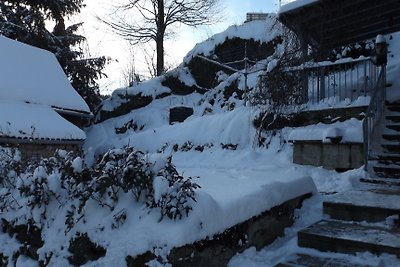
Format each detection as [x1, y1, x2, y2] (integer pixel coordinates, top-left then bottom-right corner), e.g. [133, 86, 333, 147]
[363, 65, 386, 171]
[283, 58, 378, 104]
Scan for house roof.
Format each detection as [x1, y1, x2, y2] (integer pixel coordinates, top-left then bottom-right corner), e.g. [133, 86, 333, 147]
[0, 100, 86, 144]
[0, 35, 90, 114]
[278, 0, 400, 55]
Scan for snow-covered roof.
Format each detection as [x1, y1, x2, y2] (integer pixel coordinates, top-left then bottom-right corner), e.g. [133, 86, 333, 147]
[0, 100, 86, 143]
[0, 35, 90, 114]
[279, 0, 320, 14]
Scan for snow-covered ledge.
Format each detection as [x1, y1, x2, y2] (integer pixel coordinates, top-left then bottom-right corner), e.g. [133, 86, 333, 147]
[127, 191, 314, 267]
[288, 119, 364, 170]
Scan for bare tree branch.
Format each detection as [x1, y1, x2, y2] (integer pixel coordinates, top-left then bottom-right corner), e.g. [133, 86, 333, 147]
[100, 0, 223, 76]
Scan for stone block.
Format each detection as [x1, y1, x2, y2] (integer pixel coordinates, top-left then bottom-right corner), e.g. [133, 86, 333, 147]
[293, 141, 364, 170]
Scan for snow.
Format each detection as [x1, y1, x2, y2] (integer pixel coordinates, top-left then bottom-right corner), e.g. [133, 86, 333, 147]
[16, 256, 38, 267]
[153, 176, 169, 203]
[288, 118, 363, 143]
[0, 100, 86, 141]
[386, 32, 400, 101]
[80, 22, 400, 266]
[183, 16, 281, 64]
[101, 76, 171, 111]
[71, 157, 83, 173]
[80, 102, 319, 265]
[80, 135, 317, 266]
[0, 35, 90, 113]
[279, 0, 320, 14]
[3, 12, 400, 267]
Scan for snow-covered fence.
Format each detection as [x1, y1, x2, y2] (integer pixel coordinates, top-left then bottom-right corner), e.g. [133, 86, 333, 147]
[287, 58, 379, 104]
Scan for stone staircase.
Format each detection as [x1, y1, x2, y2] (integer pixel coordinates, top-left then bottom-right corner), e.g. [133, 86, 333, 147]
[275, 101, 400, 266]
[363, 101, 400, 183]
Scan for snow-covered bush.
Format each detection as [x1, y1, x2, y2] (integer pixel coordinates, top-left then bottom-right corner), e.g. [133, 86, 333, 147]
[94, 147, 200, 221]
[0, 150, 91, 226]
[0, 147, 199, 230]
[152, 156, 200, 221]
[0, 147, 22, 187]
[94, 148, 153, 205]
[0, 147, 200, 265]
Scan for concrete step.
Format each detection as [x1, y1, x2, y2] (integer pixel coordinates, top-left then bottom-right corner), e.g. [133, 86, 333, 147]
[373, 165, 400, 178]
[386, 124, 400, 132]
[382, 134, 400, 142]
[298, 219, 400, 256]
[360, 177, 400, 186]
[274, 253, 371, 267]
[376, 153, 400, 162]
[386, 116, 400, 123]
[323, 190, 400, 222]
[382, 144, 400, 154]
[387, 104, 400, 112]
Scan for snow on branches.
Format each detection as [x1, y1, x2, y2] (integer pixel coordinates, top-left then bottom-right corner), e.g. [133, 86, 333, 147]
[0, 146, 200, 232]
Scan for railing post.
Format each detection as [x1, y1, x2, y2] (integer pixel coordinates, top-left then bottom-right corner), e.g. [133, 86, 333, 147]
[363, 65, 386, 174]
[319, 67, 325, 100]
[364, 61, 367, 96]
[363, 118, 369, 170]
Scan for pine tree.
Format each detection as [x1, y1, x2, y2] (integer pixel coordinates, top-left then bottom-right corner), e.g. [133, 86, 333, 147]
[0, 0, 107, 111]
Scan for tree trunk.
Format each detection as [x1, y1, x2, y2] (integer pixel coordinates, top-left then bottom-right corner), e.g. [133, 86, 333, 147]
[156, 0, 165, 76]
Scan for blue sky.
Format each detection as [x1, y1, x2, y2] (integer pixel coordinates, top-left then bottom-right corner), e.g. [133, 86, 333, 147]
[228, 0, 279, 18]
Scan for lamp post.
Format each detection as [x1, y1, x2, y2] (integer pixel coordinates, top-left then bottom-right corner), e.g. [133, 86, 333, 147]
[372, 34, 388, 66]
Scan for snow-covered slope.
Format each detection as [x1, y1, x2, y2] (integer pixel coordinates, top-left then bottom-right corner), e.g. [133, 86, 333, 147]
[83, 17, 400, 265]
[98, 15, 284, 121]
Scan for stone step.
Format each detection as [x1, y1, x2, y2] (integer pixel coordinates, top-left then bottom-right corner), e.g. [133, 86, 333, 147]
[387, 104, 400, 112]
[323, 190, 400, 222]
[382, 134, 400, 142]
[382, 144, 400, 154]
[386, 116, 400, 123]
[298, 220, 400, 256]
[274, 253, 371, 267]
[376, 153, 400, 162]
[386, 124, 400, 132]
[373, 165, 400, 178]
[360, 177, 400, 186]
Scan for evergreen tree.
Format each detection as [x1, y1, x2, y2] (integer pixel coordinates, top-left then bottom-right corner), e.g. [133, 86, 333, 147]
[0, 0, 107, 111]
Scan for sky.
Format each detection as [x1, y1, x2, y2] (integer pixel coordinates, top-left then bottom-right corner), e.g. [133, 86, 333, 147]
[79, 0, 282, 94]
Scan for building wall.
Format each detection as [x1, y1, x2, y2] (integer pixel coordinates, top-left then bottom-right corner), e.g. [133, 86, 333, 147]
[1, 143, 82, 162]
[293, 141, 364, 170]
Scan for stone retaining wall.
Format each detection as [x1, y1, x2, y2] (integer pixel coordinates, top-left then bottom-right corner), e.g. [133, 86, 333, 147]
[293, 141, 364, 170]
[127, 193, 312, 267]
